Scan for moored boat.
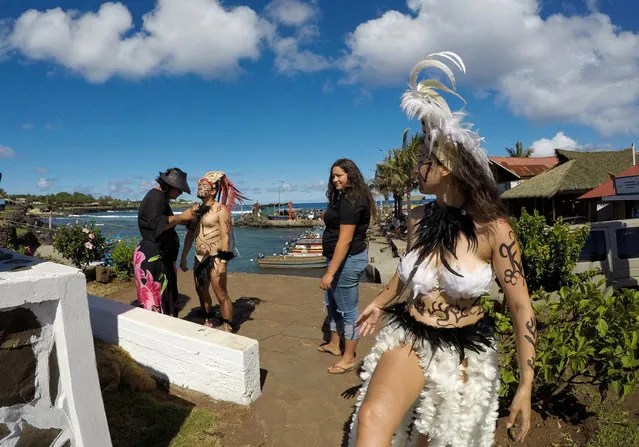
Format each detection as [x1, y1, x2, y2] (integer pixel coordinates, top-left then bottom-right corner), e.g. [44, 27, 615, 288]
[257, 254, 327, 269]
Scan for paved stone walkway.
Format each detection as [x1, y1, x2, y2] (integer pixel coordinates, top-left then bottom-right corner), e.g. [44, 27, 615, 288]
[111, 271, 383, 446]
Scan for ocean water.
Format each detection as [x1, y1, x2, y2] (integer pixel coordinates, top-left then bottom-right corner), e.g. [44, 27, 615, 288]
[52, 203, 328, 277]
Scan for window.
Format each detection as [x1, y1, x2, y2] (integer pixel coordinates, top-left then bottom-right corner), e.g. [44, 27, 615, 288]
[616, 228, 639, 259]
[579, 230, 607, 262]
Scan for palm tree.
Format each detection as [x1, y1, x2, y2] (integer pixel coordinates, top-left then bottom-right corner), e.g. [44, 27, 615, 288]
[374, 129, 424, 220]
[400, 131, 423, 217]
[506, 141, 533, 157]
[375, 151, 404, 218]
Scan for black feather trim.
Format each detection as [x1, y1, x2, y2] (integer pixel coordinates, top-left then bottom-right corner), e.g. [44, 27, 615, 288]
[383, 302, 495, 362]
[216, 250, 235, 261]
[406, 201, 477, 287]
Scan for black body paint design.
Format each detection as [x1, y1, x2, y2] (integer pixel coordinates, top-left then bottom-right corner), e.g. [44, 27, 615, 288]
[524, 316, 536, 370]
[499, 231, 525, 286]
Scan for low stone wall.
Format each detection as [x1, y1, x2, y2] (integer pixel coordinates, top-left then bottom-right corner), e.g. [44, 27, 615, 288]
[0, 249, 111, 447]
[88, 295, 261, 405]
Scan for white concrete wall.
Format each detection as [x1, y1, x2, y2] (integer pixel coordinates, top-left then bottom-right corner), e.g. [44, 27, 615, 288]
[88, 295, 261, 405]
[0, 250, 111, 447]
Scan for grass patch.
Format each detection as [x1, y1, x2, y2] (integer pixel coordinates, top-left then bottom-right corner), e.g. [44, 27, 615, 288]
[104, 390, 221, 447]
[87, 278, 134, 297]
[586, 409, 639, 447]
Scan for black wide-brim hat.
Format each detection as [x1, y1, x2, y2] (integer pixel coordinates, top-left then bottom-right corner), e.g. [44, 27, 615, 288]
[159, 168, 191, 194]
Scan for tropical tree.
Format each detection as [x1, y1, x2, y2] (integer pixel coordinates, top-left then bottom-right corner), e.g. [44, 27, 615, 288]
[0, 189, 7, 199]
[373, 129, 424, 220]
[506, 141, 533, 157]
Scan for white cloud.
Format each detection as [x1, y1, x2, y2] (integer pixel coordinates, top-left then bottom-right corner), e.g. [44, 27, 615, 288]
[34, 166, 48, 173]
[270, 36, 330, 74]
[139, 179, 156, 192]
[108, 179, 134, 197]
[322, 80, 334, 94]
[73, 185, 94, 195]
[308, 179, 326, 191]
[4, 0, 332, 79]
[8, 1, 271, 82]
[21, 123, 34, 130]
[265, 0, 331, 74]
[0, 145, 15, 158]
[339, 0, 639, 135]
[37, 177, 54, 190]
[530, 131, 579, 157]
[265, 0, 316, 27]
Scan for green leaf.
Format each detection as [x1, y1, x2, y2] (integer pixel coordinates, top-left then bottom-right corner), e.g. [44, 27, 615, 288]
[148, 255, 160, 262]
[596, 319, 609, 337]
[623, 384, 635, 398]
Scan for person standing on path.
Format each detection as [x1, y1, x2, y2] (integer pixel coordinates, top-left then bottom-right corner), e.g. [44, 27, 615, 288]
[348, 52, 535, 446]
[134, 167, 197, 317]
[318, 158, 375, 374]
[180, 171, 246, 332]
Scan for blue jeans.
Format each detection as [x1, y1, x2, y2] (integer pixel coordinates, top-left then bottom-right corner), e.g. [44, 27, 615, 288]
[324, 250, 368, 341]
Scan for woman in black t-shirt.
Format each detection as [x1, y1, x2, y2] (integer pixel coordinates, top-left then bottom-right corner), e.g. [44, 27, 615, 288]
[318, 158, 375, 374]
[134, 168, 197, 316]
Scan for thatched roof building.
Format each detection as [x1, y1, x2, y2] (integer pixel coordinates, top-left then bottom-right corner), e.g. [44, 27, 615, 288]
[501, 148, 633, 221]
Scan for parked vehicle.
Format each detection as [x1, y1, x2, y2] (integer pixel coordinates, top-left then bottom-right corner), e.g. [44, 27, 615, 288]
[573, 218, 639, 288]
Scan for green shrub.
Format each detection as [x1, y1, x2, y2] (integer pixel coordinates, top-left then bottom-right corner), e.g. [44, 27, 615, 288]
[512, 209, 590, 293]
[53, 222, 106, 271]
[486, 280, 639, 400]
[110, 238, 138, 278]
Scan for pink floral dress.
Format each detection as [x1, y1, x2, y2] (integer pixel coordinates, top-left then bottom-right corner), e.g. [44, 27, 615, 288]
[134, 189, 180, 316]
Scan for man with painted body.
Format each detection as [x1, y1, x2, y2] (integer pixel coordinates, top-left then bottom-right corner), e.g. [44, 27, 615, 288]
[180, 171, 245, 332]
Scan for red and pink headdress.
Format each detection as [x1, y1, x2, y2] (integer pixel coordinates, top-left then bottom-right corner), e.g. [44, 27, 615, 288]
[200, 171, 247, 211]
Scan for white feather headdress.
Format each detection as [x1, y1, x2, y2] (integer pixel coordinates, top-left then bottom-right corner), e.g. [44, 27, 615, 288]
[401, 51, 493, 179]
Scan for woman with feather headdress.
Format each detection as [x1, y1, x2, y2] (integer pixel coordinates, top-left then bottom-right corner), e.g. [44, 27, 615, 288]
[349, 52, 535, 446]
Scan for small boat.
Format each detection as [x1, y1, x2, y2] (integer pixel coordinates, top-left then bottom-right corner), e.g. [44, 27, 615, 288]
[257, 255, 327, 269]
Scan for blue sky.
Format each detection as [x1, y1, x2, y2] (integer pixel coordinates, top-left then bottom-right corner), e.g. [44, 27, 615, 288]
[1, 0, 638, 203]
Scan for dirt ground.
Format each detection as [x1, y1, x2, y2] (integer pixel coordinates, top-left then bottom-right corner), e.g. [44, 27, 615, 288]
[106, 272, 639, 446]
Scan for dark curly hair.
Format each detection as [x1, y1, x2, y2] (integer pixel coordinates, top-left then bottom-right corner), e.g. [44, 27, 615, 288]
[326, 158, 376, 216]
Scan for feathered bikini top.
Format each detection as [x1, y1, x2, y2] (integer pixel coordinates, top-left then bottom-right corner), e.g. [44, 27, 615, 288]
[398, 250, 494, 300]
[397, 201, 494, 300]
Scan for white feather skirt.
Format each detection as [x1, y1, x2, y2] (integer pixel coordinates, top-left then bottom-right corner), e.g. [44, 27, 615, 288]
[348, 321, 500, 447]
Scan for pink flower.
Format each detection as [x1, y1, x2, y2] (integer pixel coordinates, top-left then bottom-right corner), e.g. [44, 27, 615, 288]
[138, 284, 161, 311]
[85, 242, 93, 249]
[88, 233, 95, 240]
[133, 248, 146, 282]
[138, 274, 162, 312]
[82, 228, 89, 233]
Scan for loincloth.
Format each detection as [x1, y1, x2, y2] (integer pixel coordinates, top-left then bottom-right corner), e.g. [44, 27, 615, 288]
[193, 251, 235, 286]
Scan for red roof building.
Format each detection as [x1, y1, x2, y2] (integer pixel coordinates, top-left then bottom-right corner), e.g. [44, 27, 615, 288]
[489, 156, 559, 179]
[578, 166, 639, 199]
[578, 165, 639, 221]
